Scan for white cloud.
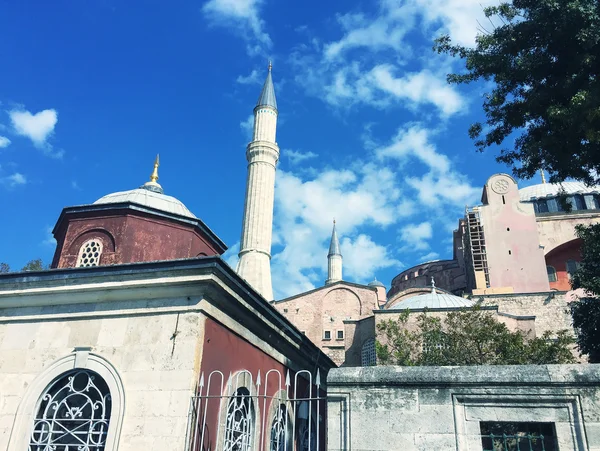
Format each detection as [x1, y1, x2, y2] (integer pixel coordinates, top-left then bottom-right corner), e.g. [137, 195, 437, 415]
[222, 242, 240, 269]
[10, 109, 57, 147]
[376, 124, 480, 207]
[271, 164, 404, 298]
[285, 149, 318, 165]
[236, 69, 262, 85]
[0, 136, 10, 148]
[240, 114, 254, 140]
[419, 251, 440, 262]
[341, 234, 401, 281]
[0, 172, 27, 188]
[400, 222, 432, 251]
[202, 0, 272, 55]
[42, 226, 56, 247]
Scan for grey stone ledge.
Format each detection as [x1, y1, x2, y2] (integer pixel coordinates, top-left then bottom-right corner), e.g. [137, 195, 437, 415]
[328, 364, 600, 387]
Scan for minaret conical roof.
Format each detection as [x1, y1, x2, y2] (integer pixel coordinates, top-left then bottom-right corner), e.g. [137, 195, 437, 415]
[328, 221, 341, 257]
[256, 63, 277, 110]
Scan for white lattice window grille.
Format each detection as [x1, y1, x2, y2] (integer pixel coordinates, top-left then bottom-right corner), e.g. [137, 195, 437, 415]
[224, 387, 255, 451]
[77, 240, 103, 267]
[269, 404, 290, 451]
[29, 369, 112, 451]
[361, 338, 376, 366]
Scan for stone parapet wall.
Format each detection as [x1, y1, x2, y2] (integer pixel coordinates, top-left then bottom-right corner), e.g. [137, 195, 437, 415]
[327, 365, 600, 451]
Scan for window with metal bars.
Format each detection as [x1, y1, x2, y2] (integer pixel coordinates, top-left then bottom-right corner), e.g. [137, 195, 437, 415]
[29, 370, 112, 451]
[480, 421, 558, 451]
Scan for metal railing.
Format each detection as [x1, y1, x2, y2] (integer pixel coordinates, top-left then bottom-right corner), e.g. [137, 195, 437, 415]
[185, 368, 324, 451]
[481, 432, 556, 451]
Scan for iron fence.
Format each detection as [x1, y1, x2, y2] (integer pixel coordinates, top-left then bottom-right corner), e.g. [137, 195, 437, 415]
[185, 368, 324, 451]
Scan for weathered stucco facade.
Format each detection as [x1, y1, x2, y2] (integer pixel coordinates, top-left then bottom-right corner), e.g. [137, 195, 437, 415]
[327, 365, 600, 450]
[0, 258, 333, 450]
[273, 281, 382, 366]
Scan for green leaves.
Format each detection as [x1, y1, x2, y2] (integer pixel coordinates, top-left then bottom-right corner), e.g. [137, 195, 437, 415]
[376, 306, 575, 366]
[569, 224, 600, 362]
[435, 0, 600, 184]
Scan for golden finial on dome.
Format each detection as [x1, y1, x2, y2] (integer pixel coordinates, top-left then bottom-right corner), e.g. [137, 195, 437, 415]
[150, 154, 160, 183]
[540, 169, 546, 184]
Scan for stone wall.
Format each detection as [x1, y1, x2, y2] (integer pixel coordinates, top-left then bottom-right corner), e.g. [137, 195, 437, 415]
[327, 365, 600, 451]
[478, 292, 573, 336]
[274, 282, 379, 366]
[0, 299, 203, 451]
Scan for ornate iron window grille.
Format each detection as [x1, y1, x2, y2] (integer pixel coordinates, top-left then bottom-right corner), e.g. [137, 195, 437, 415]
[223, 387, 255, 451]
[481, 432, 552, 451]
[269, 404, 289, 451]
[29, 369, 112, 451]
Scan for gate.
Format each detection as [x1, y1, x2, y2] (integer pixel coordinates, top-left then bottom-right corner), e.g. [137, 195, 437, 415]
[185, 368, 324, 451]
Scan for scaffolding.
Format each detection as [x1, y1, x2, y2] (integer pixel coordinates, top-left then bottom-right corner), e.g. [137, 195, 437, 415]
[465, 206, 490, 289]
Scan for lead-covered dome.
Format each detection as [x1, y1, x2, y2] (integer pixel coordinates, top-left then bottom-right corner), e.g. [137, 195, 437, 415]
[93, 155, 196, 219]
[94, 188, 196, 219]
[519, 181, 600, 201]
[388, 288, 474, 310]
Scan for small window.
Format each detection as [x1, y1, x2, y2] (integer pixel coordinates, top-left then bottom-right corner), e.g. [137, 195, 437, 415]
[480, 421, 558, 451]
[283, 308, 288, 313]
[508, 250, 512, 255]
[361, 338, 376, 366]
[76, 239, 103, 268]
[536, 199, 549, 213]
[323, 331, 331, 340]
[336, 330, 344, 340]
[547, 266, 557, 283]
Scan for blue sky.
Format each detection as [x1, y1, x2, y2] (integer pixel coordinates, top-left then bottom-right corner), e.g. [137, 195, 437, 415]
[0, 0, 540, 298]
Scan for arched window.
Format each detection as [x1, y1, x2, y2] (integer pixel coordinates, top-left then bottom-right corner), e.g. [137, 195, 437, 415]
[29, 369, 111, 450]
[361, 338, 376, 366]
[547, 266, 557, 283]
[269, 404, 291, 451]
[224, 387, 254, 451]
[76, 239, 103, 267]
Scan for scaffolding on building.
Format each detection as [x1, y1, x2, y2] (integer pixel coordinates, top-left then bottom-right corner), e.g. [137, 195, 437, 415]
[465, 206, 490, 289]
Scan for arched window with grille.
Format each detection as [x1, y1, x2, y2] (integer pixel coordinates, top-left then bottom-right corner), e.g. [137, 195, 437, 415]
[361, 338, 376, 366]
[547, 266, 557, 283]
[76, 239, 104, 267]
[29, 369, 112, 450]
[269, 404, 291, 451]
[223, 387, 255, 451]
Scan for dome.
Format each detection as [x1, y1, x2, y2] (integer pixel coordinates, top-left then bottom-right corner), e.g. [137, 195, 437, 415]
[94, 188, 196, 219]
[368, 278, 386, 288]
[388, 289, 474, 310]
[519, 182, 600, 201]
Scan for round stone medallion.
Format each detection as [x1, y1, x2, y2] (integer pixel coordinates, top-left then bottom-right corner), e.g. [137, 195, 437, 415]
[491, 177, 510, 194]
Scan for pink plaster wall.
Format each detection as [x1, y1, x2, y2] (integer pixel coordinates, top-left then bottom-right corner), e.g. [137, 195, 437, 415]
[480, 174, 550, 293]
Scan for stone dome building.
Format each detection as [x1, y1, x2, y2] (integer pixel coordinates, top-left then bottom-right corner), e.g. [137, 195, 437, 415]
[51, 156, 226, 269]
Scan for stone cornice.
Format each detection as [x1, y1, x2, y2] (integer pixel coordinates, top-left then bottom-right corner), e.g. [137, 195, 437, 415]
[0, 257, 336, 374]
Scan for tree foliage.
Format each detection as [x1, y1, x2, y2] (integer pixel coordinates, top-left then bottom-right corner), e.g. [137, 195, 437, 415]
[569, 223, 600, 362]
[0, 259, 48, 273]
[434, 0, 600, 184]
[376, 307, 575, 366]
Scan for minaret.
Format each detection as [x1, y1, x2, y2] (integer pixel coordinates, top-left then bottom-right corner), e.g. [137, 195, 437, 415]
[326, 220, 342, 285]
[236, 63, 279, 300]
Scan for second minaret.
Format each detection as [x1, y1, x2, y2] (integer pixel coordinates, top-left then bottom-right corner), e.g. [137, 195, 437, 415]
[236, 64, 279, 300]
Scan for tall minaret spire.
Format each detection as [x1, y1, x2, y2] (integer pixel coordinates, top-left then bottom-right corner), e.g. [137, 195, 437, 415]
[236, 63, 279, 300]
[326, 220, 343, 285]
